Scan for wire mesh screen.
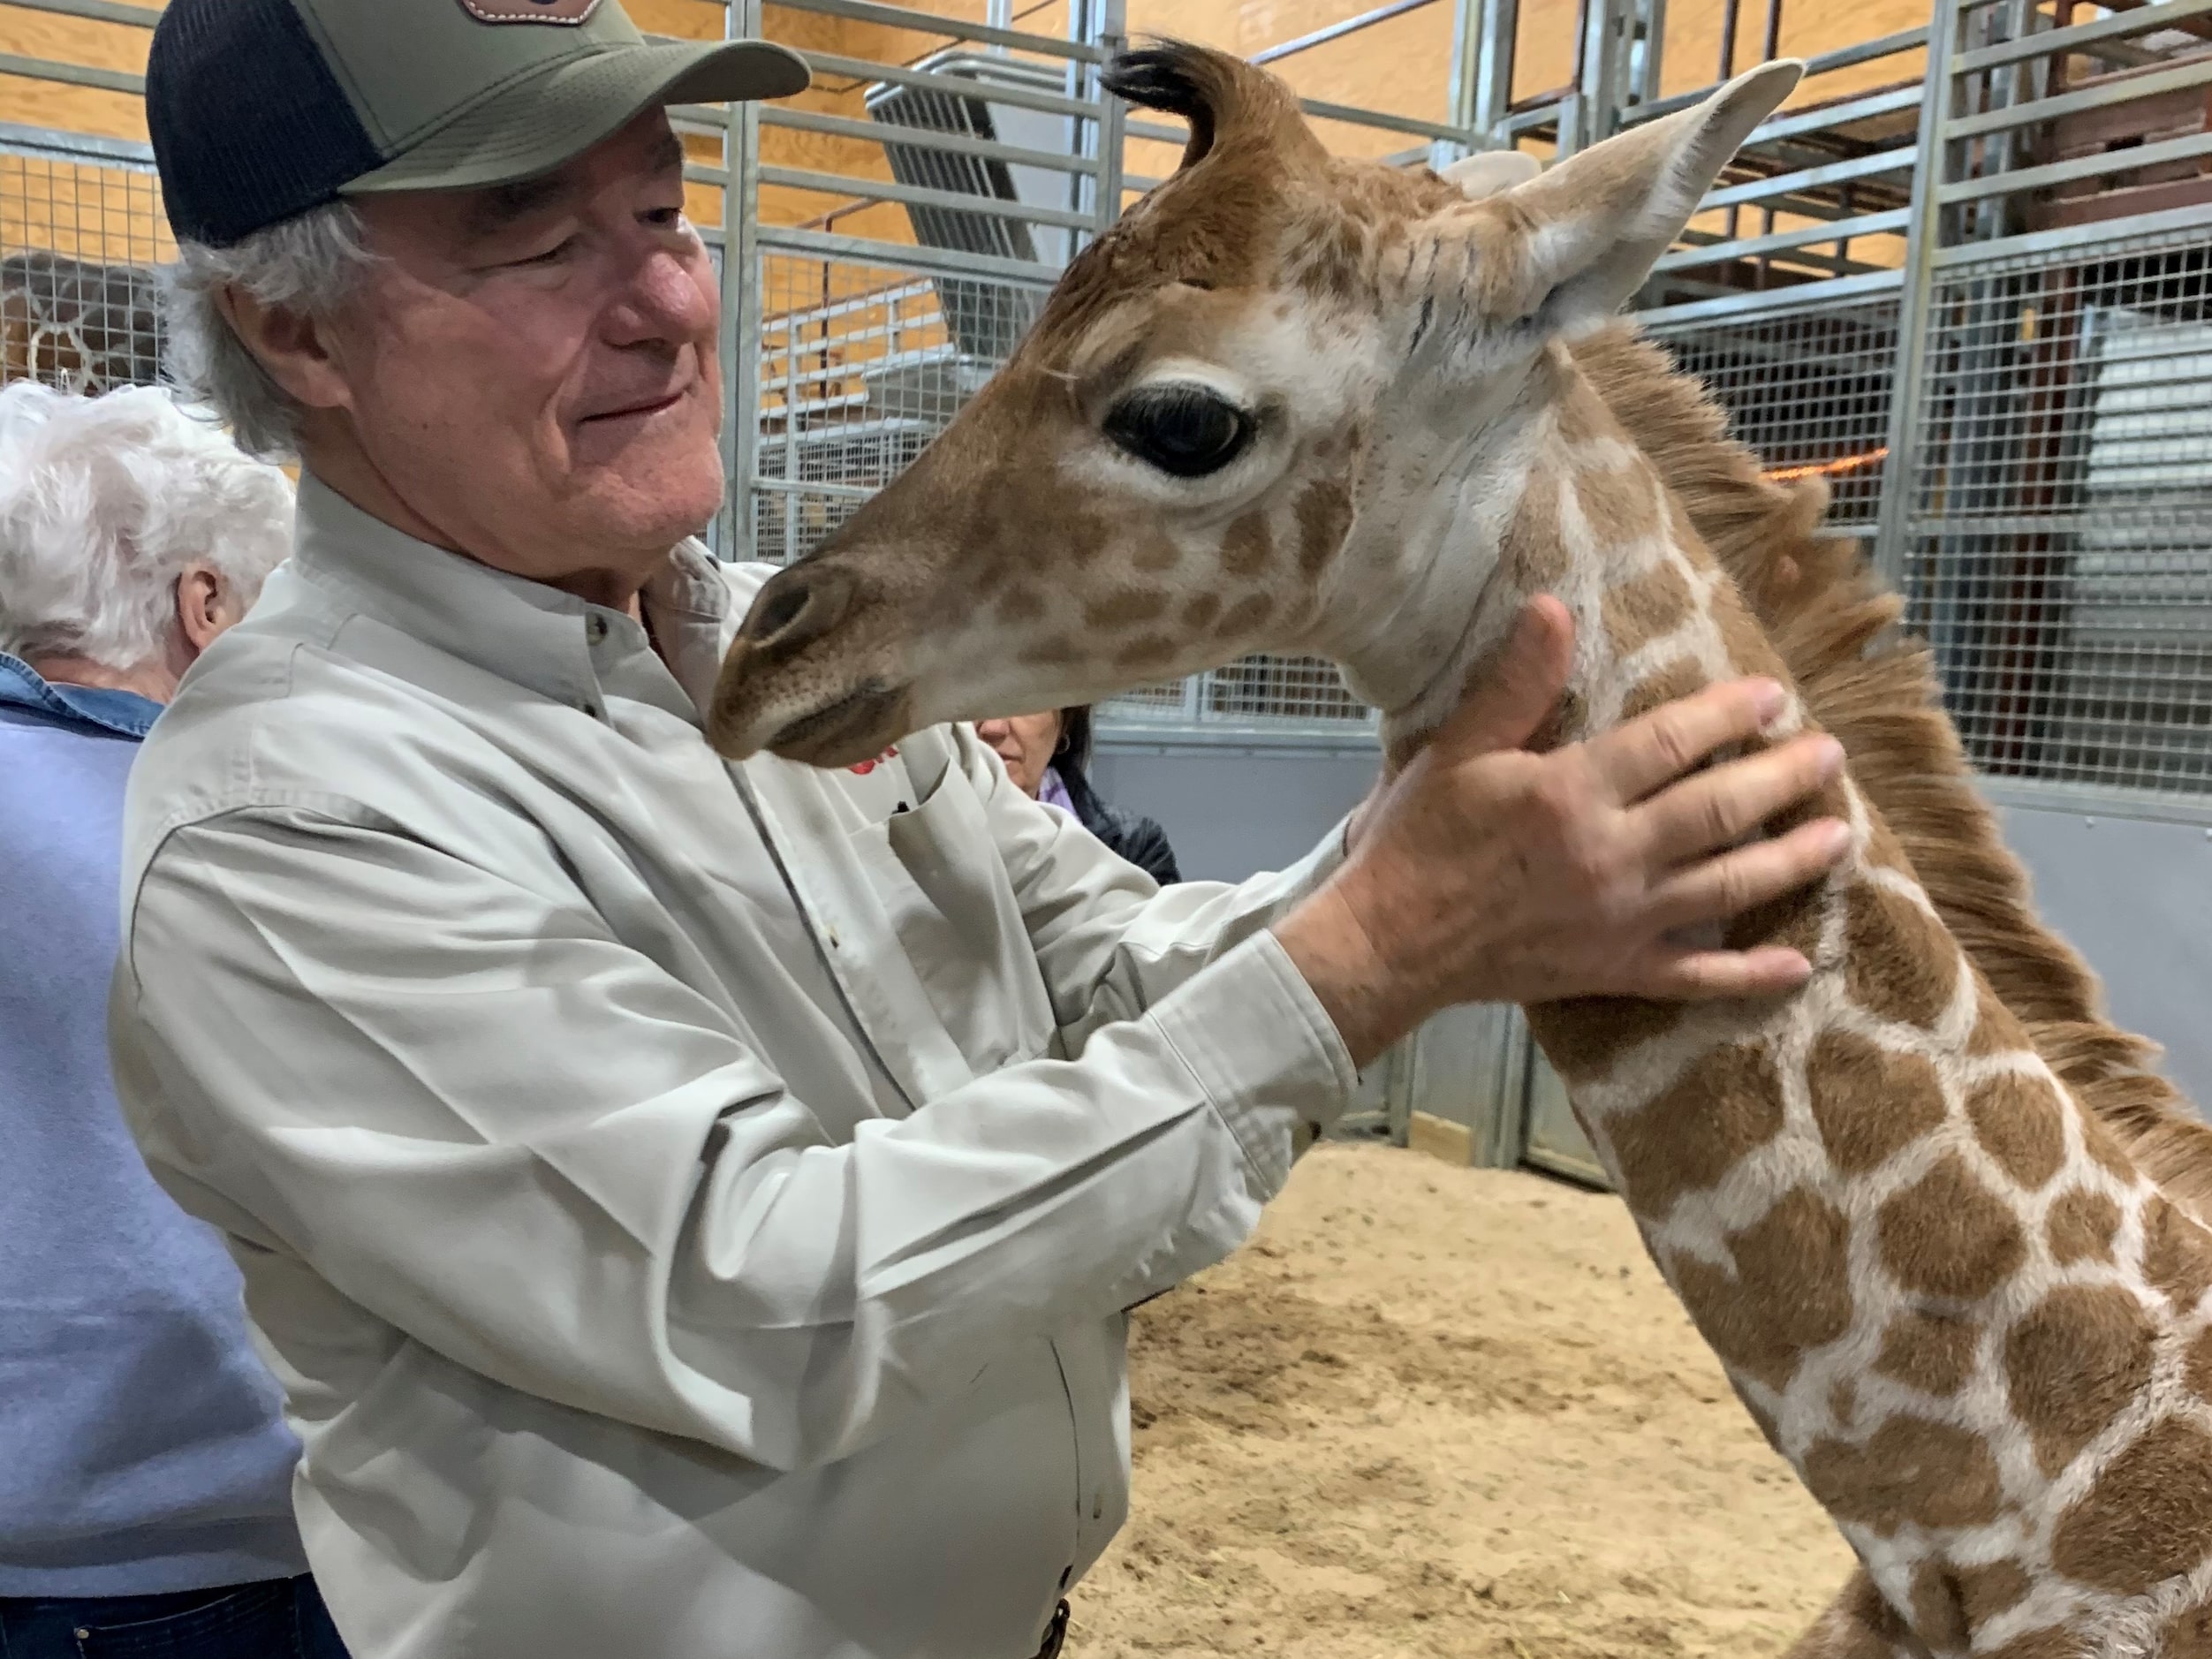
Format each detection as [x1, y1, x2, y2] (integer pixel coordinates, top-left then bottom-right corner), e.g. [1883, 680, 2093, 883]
[1898, 223, 2212, 793]
[1, 138, 170, 394]
[1644, 296, 1901, 533]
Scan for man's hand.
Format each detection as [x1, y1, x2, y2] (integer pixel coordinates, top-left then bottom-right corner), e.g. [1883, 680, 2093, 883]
[1277, 596, 1852, 1068]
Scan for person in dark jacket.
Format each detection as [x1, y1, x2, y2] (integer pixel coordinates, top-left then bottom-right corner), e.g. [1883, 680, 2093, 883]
[974, 705, 1181, 885]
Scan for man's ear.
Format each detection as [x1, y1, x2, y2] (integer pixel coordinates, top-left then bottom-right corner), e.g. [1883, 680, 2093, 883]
[1484, 59, 1800, 333]
[216, 285, 352, 414]
[1441, 149, 1542, 201]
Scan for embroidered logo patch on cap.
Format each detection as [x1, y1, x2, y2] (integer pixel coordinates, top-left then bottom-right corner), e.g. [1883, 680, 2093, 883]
[458, 0, 602, 22]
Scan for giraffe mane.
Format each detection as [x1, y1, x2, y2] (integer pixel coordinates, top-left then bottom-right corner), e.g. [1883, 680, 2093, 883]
[1572, 322, 2212, 1224]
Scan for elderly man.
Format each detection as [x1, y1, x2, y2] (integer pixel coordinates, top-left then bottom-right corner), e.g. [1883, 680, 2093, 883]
[117, 4, 1852, 1656]
[0, 383, 343, 1657]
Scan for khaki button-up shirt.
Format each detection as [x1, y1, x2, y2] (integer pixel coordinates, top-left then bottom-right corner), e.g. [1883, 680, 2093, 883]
[111, 477, 1357, 1659]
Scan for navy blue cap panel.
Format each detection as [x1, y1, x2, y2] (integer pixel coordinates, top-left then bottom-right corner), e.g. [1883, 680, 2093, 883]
[148, 0, 385, 246]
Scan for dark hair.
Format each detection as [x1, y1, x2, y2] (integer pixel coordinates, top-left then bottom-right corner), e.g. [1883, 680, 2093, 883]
[1054, 705, 1095, 777]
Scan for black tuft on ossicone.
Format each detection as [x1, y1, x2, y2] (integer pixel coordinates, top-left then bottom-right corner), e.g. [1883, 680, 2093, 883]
[1101, 41, 1223, 167]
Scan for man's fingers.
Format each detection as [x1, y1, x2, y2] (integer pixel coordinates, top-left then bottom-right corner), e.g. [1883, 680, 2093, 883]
[1647, 815, 1852, 931]
[1636, 944, 1815, 1002]
[1587, 676, 1790, 804]
[1434, 595, 1575, 758]
[1635, 732, 1845, 868]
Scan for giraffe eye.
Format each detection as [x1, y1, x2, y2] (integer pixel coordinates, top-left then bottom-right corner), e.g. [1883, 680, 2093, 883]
[1102, 384, 1254, 478]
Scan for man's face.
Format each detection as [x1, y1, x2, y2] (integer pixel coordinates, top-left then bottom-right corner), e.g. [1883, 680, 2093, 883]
[323, 111, 722, 586]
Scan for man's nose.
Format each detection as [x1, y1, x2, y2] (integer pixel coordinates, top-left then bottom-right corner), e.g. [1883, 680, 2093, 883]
[605, 244, 716, 346]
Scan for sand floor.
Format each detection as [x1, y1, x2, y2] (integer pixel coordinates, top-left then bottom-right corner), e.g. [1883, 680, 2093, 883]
[1072, 1142, 1859, 1657]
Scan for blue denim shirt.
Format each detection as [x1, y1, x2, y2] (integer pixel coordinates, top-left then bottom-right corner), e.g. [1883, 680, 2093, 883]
[0, 653, 307, 1595]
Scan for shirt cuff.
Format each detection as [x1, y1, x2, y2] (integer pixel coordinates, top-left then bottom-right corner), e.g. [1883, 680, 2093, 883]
[1147, 929, 1359, 1199]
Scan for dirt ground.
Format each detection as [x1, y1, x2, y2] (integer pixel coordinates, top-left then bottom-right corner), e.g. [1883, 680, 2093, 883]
[1072, 1142, 1858, 1658]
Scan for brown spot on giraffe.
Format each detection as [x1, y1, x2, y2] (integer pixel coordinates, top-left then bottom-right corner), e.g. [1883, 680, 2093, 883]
[1601, 559, 1695, 658]
[2047, 1188, 2121, 1266]
[2050, 1414, 2212, 1595]
[2004, 1284, 2156, 1478]
[1292, 480, 1353, 578]
[1220, 511, 1273, 579]
[1180, 592, 1222, 631]
[1878, 1155, 2027, 1303]
[1020, 633, 1079, 667]
[1965, 1070, 2069, 1190]
[2186, 1325, 2212, 1401]
[1829, 1378, 1859, 1430]
[1607, 1042, 1782, 1221]
[1527, 996, 1681, 1087]
[1572, 454, 1663, 547]
[1213, 594, 1272, 640]
[1804, 1030, 1946, 1177]
[2164, 1606, 2212, 1659]
[1874, 1311, 1981, 1397]
[1498, 465, 1570, 593]
[1669, 1186, 1853, 1392]
[1802, 1572, 1914, 1658]
[2079, 1112, 2138, 1183]
[1908, 1560, 1970, 1651]
[1083, 587, 1170, 631]
[1801, 1414, 2004, 1536]
[1133, 537, 1180, 573]
[2145, 1195, 2212, 1314]
[1844, 881, 1960, 1030]
[1955, 1559, 2033, 1627]
[1966, 981, 2018, 1057]
[1617, 658, 1711, 728]
[1115, 633, 1182, 668]
[996, 585, 1046, 625]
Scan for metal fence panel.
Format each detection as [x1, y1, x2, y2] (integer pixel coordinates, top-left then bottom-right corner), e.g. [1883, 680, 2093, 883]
[1, 125, 166, 395]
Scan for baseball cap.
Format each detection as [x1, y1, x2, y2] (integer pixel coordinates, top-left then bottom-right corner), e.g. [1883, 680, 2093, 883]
[148, 0, 809, 247]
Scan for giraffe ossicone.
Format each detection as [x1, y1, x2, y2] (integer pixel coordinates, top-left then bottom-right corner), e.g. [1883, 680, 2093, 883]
[710, 42, 2212, 1659]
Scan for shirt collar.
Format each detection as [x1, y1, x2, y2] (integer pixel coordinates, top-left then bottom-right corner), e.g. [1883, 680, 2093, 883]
[289, 473, 735, 718]
[0, 652, 162, 739]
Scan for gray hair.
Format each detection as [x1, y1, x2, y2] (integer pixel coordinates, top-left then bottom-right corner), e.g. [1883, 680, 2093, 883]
[163, 201, 376, 462]
[0, 381, 295, 670]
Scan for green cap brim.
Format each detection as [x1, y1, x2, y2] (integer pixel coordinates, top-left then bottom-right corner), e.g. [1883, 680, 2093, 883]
[341, 38, 808, 196]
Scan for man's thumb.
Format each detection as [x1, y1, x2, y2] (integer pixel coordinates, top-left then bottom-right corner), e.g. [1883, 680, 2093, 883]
[1436, 595, 1575, 756]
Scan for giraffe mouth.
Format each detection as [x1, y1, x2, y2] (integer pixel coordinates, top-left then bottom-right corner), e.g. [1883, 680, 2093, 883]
[763, 678, 912, 769]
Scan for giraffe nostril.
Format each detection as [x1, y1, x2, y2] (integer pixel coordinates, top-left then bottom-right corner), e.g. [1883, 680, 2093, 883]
[745, 564, 855, 653]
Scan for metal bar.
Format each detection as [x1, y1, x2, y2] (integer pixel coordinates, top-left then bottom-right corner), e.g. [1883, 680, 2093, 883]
[1700, 147, 1913, 208]
[1744, 83, 1923, 145]
[1095, 0, 1127, 231]
[1872, 0, 1959, 586]
[1630, 267, 1904, 326]
[1251, 0, 1439, 66]
[798, 50, 1096, 119]
[1294, 95, 1479, 142]
[1928, 197, 2212, 266]
[1936, 125, 2212, 204]
[757, 164, 1101, 230]
[669, 103, 731, 132]
[1629, 26, 1930, 124]
[1759, 0, 1784, 61]
[1943, 55, 2212, 140]
[0, 51, 143, 95]
[0, 0, 157, 24]
[760, 223, 1062, 285]
[727, 0, 764, 563]
[760, 105, 1101, 177]
[0, 118, 153, 166]
[764, 0, 1108, 62]
[751, 475, 881, 501]
[761, 279, 933, 336]
[1650, 208, 1911, 270]
[1952, 0, 2212, 74]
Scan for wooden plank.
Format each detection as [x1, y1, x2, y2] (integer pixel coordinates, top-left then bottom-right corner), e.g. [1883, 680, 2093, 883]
[1408, 1111, 1475, 1168]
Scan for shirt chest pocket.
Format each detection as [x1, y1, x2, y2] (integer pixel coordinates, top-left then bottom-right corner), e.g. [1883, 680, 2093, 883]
[847, 776, 1059, 1077]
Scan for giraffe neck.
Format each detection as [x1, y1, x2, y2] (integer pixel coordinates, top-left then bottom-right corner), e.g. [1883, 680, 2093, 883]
[1373, 351, 2212, 1655]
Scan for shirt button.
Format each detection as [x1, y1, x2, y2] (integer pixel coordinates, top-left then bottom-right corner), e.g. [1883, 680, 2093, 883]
[587, 614, 609, 643]
[580, 701, 602, 720]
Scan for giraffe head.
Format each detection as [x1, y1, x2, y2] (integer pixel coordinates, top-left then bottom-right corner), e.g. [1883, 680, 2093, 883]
[708, 45, 1800, 766]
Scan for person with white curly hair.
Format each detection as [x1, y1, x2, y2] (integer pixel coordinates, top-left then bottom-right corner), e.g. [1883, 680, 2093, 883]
[0, 381, 348, 1659]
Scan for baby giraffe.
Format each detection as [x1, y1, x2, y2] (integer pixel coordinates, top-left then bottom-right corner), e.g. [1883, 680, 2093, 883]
[710, 43, 2212, 1658]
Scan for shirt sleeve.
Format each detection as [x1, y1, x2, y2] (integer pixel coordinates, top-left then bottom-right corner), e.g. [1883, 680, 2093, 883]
[113, 807, 1355, 1476]
[941, 723, 1360, 1051]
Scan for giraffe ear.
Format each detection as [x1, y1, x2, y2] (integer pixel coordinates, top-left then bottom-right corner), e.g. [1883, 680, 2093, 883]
[1103, 40, 1327, 175]
[1484, 59, 1801, 333]
[1441, 149, 1542, 201]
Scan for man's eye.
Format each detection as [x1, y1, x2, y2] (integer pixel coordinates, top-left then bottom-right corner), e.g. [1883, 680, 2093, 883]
[507, 237, 576, 269]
